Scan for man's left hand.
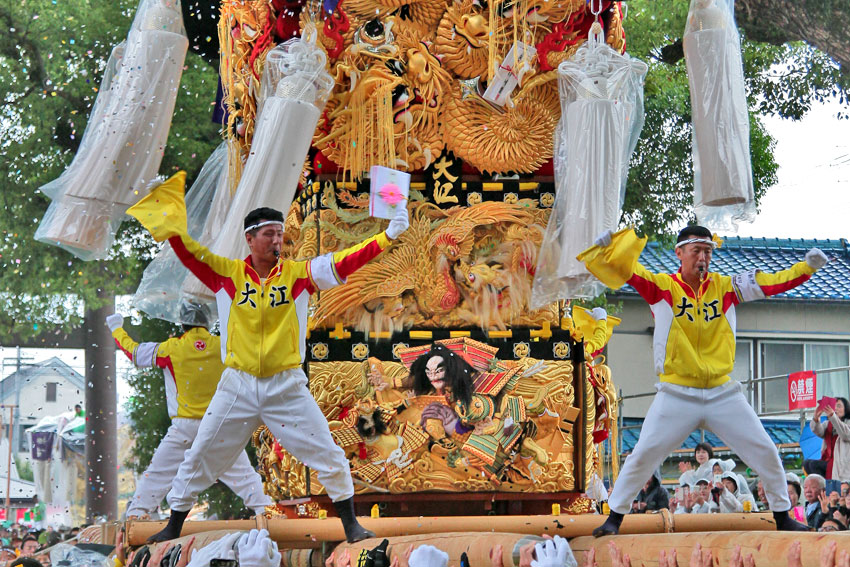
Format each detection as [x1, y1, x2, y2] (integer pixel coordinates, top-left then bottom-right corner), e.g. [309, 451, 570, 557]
[386, 202, 409, 240]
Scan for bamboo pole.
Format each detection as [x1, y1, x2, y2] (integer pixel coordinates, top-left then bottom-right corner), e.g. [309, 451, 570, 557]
[671, 512, 777, 532]
[569, 531, 847, 567]
[126, 513, 672, 547]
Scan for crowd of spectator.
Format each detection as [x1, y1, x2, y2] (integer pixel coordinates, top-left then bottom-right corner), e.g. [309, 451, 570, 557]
[7, 415, 849, 567]
[0, 524, 85, 567]
[322, 538, 850, 567]
[613, 436, 850, 534]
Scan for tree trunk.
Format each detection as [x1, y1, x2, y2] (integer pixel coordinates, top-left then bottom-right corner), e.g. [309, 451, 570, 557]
[736, 0, 850, 73]
[84, 287, 118, 522]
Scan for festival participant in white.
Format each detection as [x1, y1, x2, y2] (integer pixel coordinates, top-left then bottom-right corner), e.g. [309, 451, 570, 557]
[127, 172, 409, 543]
[579, 225, 827, 535]
[107, 301, 271, 519]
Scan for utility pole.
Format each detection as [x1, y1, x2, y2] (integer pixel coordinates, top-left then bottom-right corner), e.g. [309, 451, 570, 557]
[12, 348, 29, 468]
[3, 405, 15, 521]
[84, 288, 118, 522]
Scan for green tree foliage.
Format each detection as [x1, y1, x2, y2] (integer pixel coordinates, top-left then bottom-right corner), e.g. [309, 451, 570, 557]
[620, 0, 848, 237]
[0, 0, 220, 339]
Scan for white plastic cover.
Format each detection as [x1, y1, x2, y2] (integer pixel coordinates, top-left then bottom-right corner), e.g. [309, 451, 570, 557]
[531, 29, 647, 306]
[132, 143, 229, 325]
[206, 31, 333, 263]
[34, 0, 188, 260]
[684, 0, 755, 231]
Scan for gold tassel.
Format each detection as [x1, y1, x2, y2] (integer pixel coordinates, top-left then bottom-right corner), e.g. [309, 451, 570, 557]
[337, 76, 399, 179]
[488, 5, 497, 81]
[218, 3, 243, 193]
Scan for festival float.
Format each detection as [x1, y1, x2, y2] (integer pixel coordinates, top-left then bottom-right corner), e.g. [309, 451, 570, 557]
[221, 0, 633, 520]
[41, 0, 834, 562]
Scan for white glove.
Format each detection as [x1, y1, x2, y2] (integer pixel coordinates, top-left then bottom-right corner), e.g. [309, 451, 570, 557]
[186, 532, 242, 567]
[594, 230, 613, 247]
[236, 529, 281, 567]
[408, 545, 449, 567]
[531, 536, 577, 567]
[591, 307, 607, 321]
[385, 201, 409, 240]
[105, 313, 124, 331]
[805, 248, 828, 269]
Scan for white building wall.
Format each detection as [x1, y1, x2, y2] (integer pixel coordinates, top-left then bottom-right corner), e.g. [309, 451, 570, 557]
[15, 373, 84, 423]
[3, 370, 85, 459]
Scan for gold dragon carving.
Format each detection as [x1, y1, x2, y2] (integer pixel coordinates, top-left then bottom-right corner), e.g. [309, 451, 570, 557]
[306, 192, 558, 334]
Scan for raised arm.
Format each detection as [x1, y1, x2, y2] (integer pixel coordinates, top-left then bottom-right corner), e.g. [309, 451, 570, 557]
[584, 308, 609, 354]
[579, 228, 673, 304]
[810, 411, 828, 438]
[732, 249, 826, 302]
[828, 412, 850, 442]
[308, 202, 409, 291]
[105, 314, 159, 368]
[168, 233, 238, 292]
[126, 170, 237, 291]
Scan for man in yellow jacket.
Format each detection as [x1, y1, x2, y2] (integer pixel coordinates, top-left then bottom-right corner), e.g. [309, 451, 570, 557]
[128, 172, 408, 543]
[107, 302, 271, 519]
[581, 225, 825, 535]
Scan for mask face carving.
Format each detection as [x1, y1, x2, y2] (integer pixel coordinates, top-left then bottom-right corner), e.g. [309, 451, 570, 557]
[425, 355, 447, 390]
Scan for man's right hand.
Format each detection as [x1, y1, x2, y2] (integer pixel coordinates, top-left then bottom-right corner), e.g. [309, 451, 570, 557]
[591, 307, 607, 321]
[594, 230, 613, 247]
[806, 248, 828, 269]
[105, 313, 124, 331]
[819, 489, 830, 514]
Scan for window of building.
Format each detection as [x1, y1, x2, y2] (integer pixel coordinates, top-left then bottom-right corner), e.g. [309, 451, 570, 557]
[17, 424, 29, 452]
[760, 341, 850, 413]
[46, 382, 57, 403]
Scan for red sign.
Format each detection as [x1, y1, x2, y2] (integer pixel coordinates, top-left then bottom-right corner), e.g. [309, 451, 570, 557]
[788, 370, 817, 410]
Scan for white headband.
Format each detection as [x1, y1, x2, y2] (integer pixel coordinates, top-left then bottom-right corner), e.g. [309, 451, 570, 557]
[675, 237, 717, 250]
[244, 220, 283, 234]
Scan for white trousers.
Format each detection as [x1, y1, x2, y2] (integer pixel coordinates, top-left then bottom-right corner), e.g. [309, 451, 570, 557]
[167, 367, 354, 511]
[126, 418, 271, 518]
[608, 381, 791, 514]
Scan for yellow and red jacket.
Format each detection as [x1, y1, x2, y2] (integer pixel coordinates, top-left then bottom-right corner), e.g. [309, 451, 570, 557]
[169, 232, 390, 376]
[112, 326, 222, 419]
[579, 229, 818, 389]
[127, 171, 392, 377]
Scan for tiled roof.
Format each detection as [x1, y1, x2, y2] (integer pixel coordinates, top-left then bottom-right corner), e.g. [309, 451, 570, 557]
[617, 237, 850, 301]
[619, 417, 802, 455]
[0, 356, 85, 401]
